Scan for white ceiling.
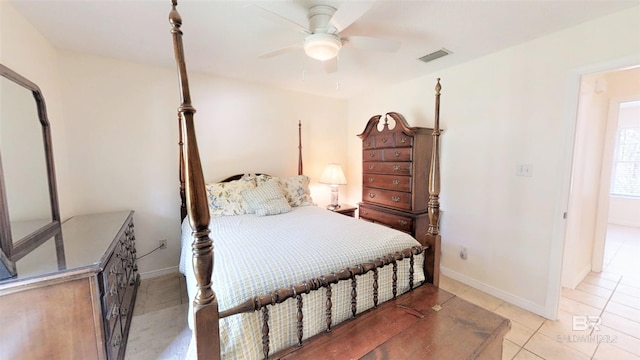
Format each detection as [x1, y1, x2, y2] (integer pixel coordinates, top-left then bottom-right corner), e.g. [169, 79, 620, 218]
[9, 0, 639, 99]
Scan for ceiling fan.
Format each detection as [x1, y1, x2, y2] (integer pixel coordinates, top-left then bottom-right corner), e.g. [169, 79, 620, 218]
[251, 2, 400, 73]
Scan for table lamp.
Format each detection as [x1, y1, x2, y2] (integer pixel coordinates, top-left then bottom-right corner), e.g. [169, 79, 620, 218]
[319, 163, 347, 210]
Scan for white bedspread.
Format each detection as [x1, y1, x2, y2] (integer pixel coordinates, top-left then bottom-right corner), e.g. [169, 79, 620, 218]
[180, 205, 424, 359]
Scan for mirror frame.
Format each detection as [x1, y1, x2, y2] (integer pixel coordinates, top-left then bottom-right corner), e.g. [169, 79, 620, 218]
[0, 64, 61, 268]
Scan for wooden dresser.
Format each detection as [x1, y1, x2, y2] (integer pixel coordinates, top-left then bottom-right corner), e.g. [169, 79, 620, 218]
[358, 113, 433, 246]
[0, 210, 139, 360]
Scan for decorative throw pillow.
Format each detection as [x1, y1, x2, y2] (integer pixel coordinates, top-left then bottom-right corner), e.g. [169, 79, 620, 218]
[241, 180, 291, 216]
[256, 174, 315, 207]
[205, 176, 256, 216]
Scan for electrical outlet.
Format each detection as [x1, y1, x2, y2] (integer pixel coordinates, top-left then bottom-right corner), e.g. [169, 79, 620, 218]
[459, 247, 468, 260]
[159, 239, 167, 249]
[516, 163, 533, 177]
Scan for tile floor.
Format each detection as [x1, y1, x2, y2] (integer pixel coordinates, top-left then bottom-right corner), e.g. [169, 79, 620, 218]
[126, 224, 640, 359]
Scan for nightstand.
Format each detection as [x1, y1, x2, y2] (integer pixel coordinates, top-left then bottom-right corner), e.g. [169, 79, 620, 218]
[330, 204, 357, 217]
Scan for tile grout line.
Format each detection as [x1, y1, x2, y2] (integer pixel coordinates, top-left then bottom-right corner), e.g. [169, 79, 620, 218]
[588, 274, 624, 360]
[510, 320, 547, 360]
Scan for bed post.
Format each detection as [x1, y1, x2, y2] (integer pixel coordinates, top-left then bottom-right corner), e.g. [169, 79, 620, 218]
[169, 1, 221, 359]
[426, 79, 442, 287]
[298, 120, 303, 175]
[179, 113, 187, 221]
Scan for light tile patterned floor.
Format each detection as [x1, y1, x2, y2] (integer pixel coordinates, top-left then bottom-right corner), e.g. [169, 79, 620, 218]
[126, 225, 640, 359]
[486, 224, 639, 360]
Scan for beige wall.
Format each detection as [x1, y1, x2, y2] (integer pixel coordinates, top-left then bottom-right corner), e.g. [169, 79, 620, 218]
[347, 7, 640, 318]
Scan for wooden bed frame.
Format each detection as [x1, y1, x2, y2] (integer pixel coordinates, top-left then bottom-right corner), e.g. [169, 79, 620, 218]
[168, 1, 442, 358]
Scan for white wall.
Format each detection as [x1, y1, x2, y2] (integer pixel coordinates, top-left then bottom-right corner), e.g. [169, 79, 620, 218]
[561, 74, 610, 288]
[347, 7, 640, 318]
[0, 2, 71, 217]
[57, 51, 348, 275]
[2, 2, 348, 276]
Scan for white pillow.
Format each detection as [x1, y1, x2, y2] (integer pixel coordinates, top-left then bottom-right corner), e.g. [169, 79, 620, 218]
[256, 174, 315, 207]
[205, 176, 256, 216]
[241, 180, 292, 216]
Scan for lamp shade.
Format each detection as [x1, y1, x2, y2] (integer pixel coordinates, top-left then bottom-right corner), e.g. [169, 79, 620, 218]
[319, 163, 347, 185]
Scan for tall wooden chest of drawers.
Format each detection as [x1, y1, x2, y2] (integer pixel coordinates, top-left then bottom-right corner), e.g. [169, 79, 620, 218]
[358, 113, 433, 247]
[0, 211, 139, 360]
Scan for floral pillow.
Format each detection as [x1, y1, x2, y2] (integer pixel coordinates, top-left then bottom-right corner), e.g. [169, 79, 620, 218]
[241, 180, 291, 216]
[205, 176, 256, 216]
[256, 174, 315, 207]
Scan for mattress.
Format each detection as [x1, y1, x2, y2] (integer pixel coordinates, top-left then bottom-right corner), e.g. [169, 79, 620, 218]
[180, 205, 424, 359]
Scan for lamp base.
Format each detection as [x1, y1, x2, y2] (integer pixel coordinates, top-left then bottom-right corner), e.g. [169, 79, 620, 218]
[327, 185, 340, 210]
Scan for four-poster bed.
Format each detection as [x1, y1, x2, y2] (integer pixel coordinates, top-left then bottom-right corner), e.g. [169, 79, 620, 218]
[168, 1, 507, 359]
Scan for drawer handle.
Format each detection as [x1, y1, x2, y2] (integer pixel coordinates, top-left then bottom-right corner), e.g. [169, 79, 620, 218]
[398, 220, 408, 226]
[368, 177, 375, 183]
[393, 165, 401, 171]
[112, 333, 122, 348]
[365, 141, 371, 147]
[391, 196, 401, 202]
[381, 138, 388, 143]
[369, 153, 376, 158]
[393, 179, 401, 185]
[369, 165, 375, 170]
[400, 137, 407, 143]
[394, 152, 400, 157]
[369, 193, 376, 198]
[111, 305, 120, 318]
[362, 211, 368, 215]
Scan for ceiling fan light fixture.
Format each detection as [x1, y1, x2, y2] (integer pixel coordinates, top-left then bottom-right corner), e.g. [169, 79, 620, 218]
[304, 33, 342, 61]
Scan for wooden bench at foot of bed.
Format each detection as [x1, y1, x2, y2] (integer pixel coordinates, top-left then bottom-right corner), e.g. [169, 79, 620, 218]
[272, 284, 511, 360]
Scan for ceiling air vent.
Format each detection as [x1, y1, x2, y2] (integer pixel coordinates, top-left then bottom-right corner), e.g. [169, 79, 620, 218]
[418, 48, 451, 63]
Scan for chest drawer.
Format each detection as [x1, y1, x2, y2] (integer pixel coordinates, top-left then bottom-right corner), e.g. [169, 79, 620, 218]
[383, 147, 412, 162]
[363, 174, 411, 192]
[359, 204, 413, 233]
[363, 162, 412, 175]
[363, 149, 384, 162]
[363, 187, 412, 210]
[363, 148, 412, 162]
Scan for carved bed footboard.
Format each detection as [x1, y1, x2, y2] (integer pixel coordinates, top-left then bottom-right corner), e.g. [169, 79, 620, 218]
[220, 245, 425, 359]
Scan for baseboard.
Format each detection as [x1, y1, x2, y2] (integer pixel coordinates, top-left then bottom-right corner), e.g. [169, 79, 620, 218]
[139, 266, 180, 280]
[608, 220, 640, 228]
[562, 265, 591, 290]
[440, 267, 551, 319]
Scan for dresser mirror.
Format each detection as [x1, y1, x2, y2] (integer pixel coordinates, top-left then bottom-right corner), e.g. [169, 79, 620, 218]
[0, 64, 62, 279]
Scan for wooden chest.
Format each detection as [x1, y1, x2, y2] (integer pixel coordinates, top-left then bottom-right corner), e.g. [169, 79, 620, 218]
[274, 284, 511, 359]
[358, 112, 433, 246]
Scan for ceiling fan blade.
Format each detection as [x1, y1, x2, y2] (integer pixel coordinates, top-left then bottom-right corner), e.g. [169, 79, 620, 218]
[259, 44, 302, 59]
[246, 4, 310, 34]
[328, 2, 374, 34]
[324, 57, 338, 73]
[342, 36, 401, 52]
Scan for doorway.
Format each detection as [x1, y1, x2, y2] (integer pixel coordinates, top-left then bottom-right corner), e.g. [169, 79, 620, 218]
[561, 66, 640, 290]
